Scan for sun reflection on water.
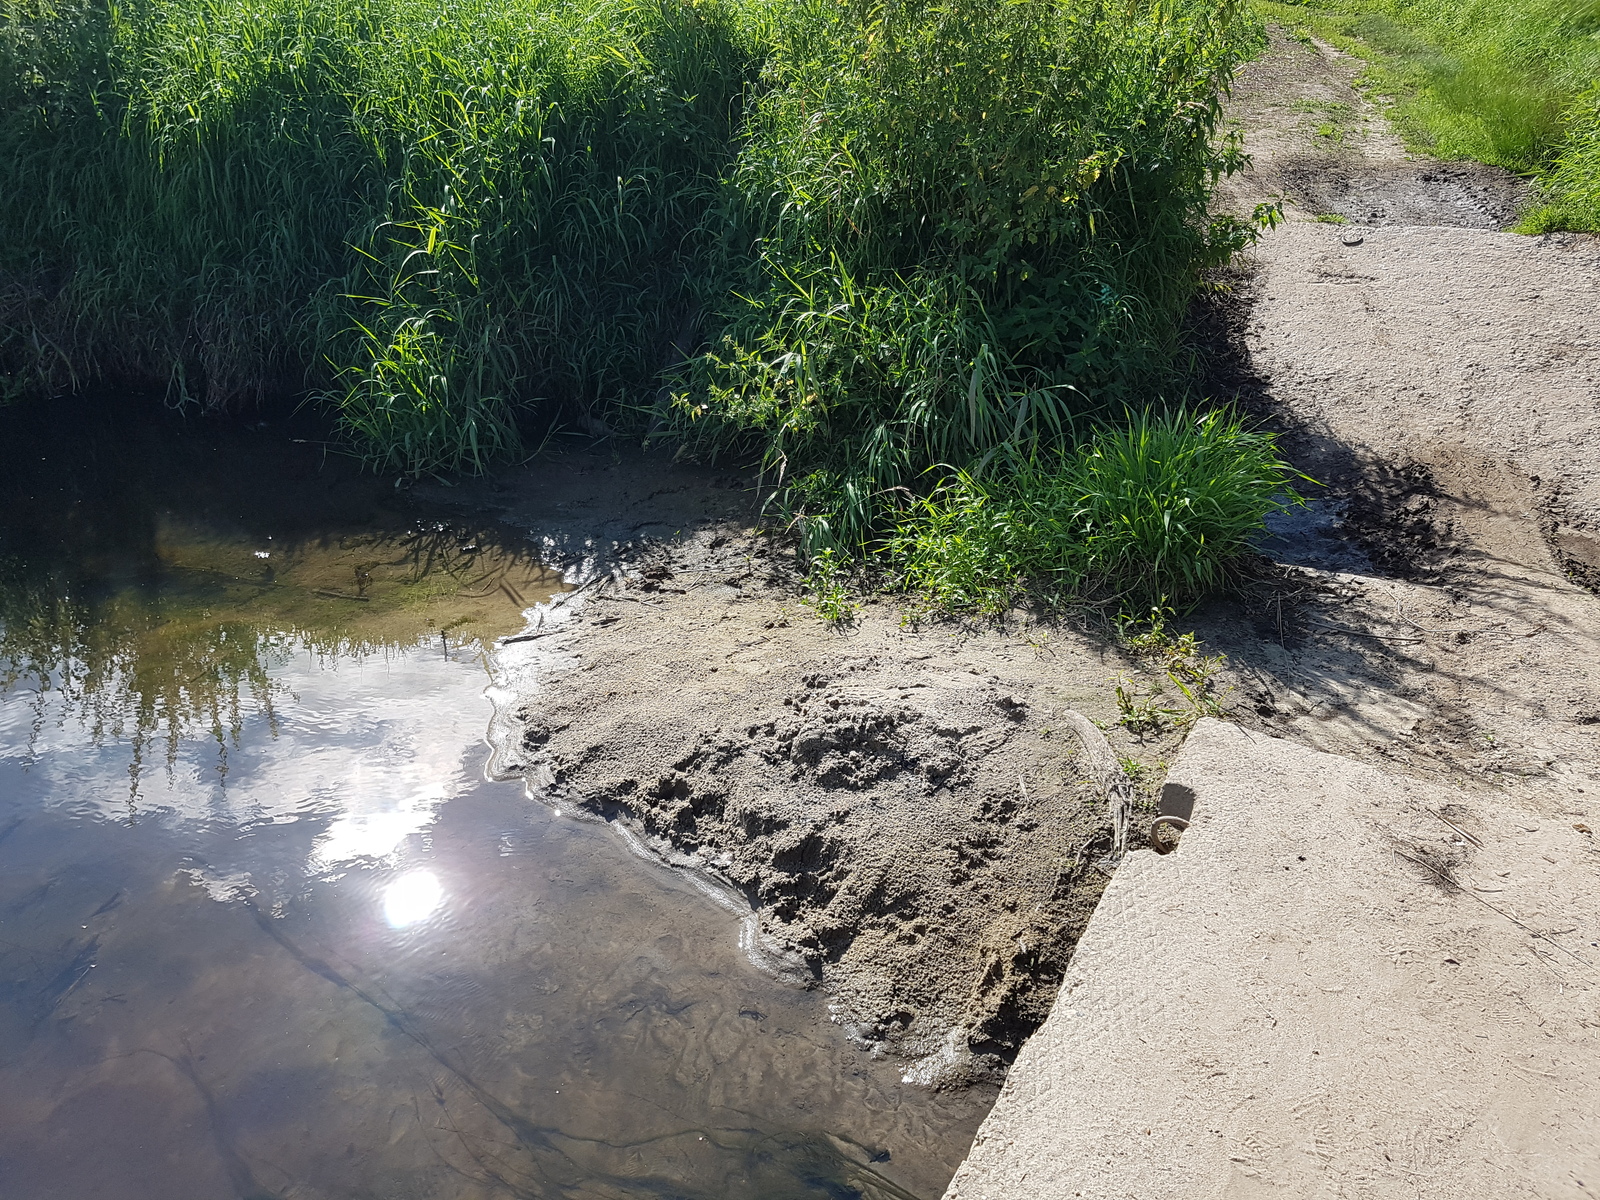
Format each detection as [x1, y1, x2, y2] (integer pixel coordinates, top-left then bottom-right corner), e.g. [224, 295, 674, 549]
[382, 869, 444, 928]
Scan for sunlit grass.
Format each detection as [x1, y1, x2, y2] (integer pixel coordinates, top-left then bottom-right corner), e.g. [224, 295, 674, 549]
[888, 409, 1306, 613]
[1253, 0, 1600, 230]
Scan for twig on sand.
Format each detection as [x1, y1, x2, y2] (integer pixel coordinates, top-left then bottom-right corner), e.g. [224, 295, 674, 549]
[1392, 848, 1596, 974]
[1427, 807, 1484, 848]
[1305, 619, 1425, 644]
[1060, 709, 1133, 868]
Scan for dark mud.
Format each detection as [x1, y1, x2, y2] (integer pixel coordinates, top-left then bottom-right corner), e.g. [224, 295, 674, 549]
[1275, 157, 1528, 230]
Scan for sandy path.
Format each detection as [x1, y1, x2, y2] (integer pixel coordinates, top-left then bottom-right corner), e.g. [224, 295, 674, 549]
[1191, 30, 1600, 801]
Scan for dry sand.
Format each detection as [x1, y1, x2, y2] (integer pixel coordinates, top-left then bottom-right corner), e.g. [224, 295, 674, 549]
[944, 720, 1600, 1200]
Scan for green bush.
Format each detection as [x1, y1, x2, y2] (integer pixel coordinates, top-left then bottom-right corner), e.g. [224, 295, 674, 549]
[680, 0, 1266, 547]
[889, 409, 1305, 612]
[1, 0, 1265, 493]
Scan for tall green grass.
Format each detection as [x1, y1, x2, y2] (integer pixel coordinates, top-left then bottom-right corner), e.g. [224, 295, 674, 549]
[889, 409, 1304, 612]
[2, 0, 756, 471]
[1, 0, 1265, 499]
[1256, 0, 1600, 230]
[1537, 83, 1600, 231]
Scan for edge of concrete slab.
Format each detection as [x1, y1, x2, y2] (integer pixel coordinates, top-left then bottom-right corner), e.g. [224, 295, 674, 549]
[942, 719, 1599, 1200]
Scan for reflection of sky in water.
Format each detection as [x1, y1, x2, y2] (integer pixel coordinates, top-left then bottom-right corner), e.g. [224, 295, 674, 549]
[0, 635, 502, 892]
[0, 404, 987, 1199]
[0, 619, 987, 1200]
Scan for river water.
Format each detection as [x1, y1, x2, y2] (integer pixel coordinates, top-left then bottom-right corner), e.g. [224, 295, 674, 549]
[0, 401, 986, 1200]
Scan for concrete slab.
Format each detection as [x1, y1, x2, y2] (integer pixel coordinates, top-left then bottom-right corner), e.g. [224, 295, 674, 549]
[944, 719, 1600, 1200]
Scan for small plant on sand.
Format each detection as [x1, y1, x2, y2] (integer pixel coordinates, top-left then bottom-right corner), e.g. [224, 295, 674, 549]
[802, 549, 857, 626]
[1111, 605, 1232, 733]
[890, 408, 1307, 614]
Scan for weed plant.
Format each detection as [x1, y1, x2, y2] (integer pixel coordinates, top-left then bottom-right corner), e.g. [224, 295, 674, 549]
[1255, 0, 1600, 230]
[889, 409, 1305, 612]
[2, 0, 1265, 500]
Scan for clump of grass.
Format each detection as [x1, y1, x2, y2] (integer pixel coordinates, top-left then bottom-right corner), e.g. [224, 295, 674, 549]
[1253, 0, 1600, 230]
[1523, 84, 1600, 231]
[889, 408, 1306, 613]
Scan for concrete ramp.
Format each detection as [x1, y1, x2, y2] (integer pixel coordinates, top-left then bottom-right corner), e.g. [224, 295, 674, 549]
[945, 720, 1599, 1199]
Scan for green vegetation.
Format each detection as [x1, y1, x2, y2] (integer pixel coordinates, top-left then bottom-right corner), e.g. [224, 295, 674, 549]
[2, 0, 759, 472]
[1255, 0, 1600, 230]
[1, 0, 1299, 614]
[1111, 603, 1232, 730]
[888, 409, 1305, 613]
[674, 0, 1268, 548]
[1541, 84, 1600, 231]
[2, 2, 1265, 467]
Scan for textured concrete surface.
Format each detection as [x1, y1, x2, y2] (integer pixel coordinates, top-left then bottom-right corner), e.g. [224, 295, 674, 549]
[944, 719, 1600, 1200]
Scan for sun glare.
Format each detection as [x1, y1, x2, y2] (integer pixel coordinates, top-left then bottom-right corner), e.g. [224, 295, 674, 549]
[382, 869, 443, 928]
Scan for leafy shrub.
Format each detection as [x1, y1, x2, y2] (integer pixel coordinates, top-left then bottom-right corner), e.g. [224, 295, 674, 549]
[889, 409, 1306, 612]
[679, 0, 1266, 546]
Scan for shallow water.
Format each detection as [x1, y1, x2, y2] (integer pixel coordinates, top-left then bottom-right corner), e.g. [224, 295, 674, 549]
[0, 402, 988, 1200]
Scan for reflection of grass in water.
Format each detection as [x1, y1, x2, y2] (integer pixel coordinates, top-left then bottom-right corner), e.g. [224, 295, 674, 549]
[149, 517, 562, 646]
[0, 522, 563, 803]
[0, 578, 288, 799]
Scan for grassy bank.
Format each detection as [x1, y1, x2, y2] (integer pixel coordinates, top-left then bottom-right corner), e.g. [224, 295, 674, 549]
[1255, 0, 1600, 230]
[2, 0, 760, 469]
[3, 3, 1261, 463]
[2, 0, 1291, 612]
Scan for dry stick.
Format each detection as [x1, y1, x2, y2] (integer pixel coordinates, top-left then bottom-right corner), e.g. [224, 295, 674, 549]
[1389, 592, 1504, 636]
[1060, 709, 1133, 867]
[1305, 619, 1425, 644]
[1391, 848, 1596, 974]
[1427, 807, 1484, 848]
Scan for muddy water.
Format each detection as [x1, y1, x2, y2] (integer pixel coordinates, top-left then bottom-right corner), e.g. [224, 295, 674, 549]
[0, 402, 987, 1200]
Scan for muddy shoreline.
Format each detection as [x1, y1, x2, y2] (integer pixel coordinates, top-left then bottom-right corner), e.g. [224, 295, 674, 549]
[450, 472, 1172, 1086]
